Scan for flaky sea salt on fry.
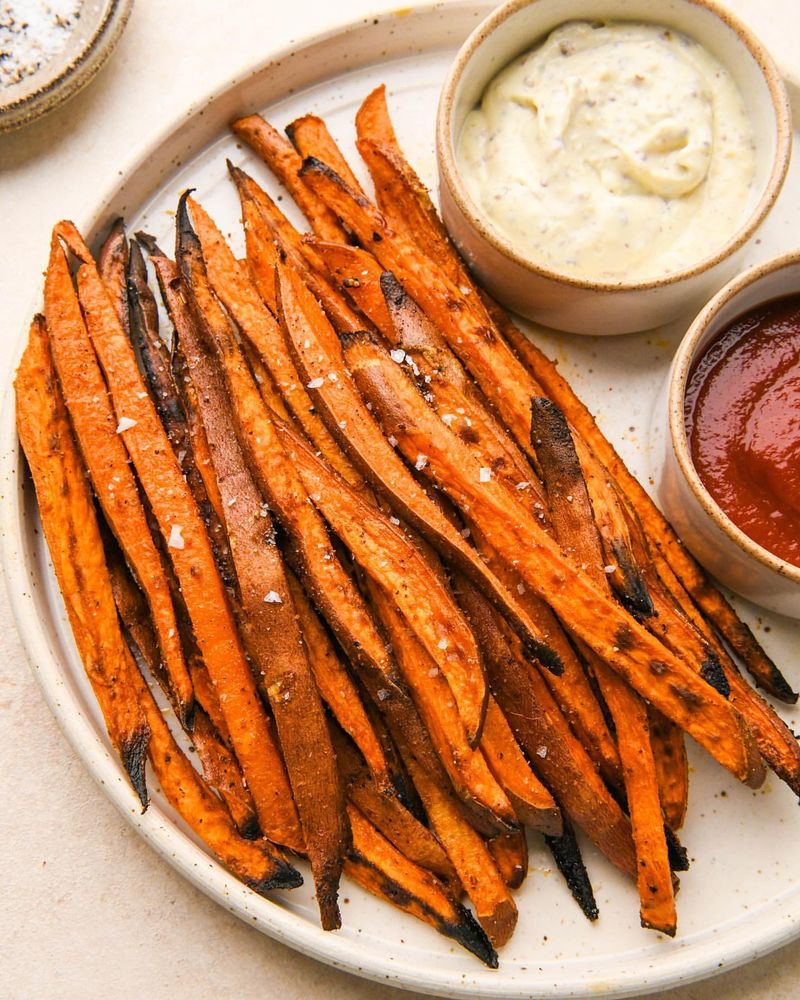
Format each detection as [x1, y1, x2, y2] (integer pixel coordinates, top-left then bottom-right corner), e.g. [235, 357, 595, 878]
[168, 524, 185, 549]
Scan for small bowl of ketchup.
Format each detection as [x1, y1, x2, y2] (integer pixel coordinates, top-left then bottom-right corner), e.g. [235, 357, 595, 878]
[659, 250, 800, 617]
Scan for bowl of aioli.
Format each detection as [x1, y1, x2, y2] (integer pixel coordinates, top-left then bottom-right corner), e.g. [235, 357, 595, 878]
[436, 0, 792, 335]
[658, 250, 800, 618]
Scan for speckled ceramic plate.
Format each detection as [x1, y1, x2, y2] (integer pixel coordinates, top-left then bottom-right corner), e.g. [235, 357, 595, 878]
[3, 3, 800, 997]
[0, 0, 133, 133]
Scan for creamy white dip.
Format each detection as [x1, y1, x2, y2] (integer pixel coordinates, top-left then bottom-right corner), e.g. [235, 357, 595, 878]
[457, 21, 756, 282]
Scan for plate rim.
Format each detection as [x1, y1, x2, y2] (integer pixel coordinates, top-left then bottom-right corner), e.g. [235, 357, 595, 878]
[3, 3, 800, 997]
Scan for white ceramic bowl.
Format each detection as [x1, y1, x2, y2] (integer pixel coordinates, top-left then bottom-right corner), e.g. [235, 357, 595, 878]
[436, 0, 792, 335]
[655, 249, 800, 618]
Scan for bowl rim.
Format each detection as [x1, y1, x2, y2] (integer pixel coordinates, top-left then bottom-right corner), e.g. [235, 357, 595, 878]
[435, 0, 793, 294]
[668, 247, 800, 586]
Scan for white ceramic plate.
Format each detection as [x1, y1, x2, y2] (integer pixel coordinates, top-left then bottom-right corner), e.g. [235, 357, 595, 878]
[3, 3, 800, 997]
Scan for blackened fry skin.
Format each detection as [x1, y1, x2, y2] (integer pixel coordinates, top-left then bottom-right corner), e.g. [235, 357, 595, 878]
[128, 241, 184, 431]
[700, 658, 732, 698]
[545, 821, 599, 921]
[752, 658, 798, 704]
[239, 815, 262, 842]
[98, 218, 130, 335]
[665, 825, 690, 872]
[612, 539, 656, 619]
[121, 726, 150, 810]
[248, 859, 305, 894]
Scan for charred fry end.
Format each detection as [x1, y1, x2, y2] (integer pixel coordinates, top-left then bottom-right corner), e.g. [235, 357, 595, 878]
[121, 726, 150, 810]
[248, 857, 305, 894]
[545, 823, 599, 922]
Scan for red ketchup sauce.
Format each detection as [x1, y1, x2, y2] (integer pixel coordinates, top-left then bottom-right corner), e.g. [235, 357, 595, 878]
[684, 293, 800, 568]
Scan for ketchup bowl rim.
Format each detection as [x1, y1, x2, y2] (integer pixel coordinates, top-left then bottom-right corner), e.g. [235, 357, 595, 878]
[669, 248, 800, 587]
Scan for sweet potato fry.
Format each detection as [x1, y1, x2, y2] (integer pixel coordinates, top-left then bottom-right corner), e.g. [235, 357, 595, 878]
[129, 652, 303, 893]
[400, 747, 518, 948]
[187, 194, 364, 491]
[231, 114, 348, 242]
[355, 86, 459, 275]
[648, 707, 689, 832]
[355, 84, 398, 148]
[287, 114, 365, 194]
[623, 511, 728, 696]
[455, 574, 637, 879]
[97, 498, 299, 887]
[240, 197, 279, 314]
[595, 666, 677, 933]
[275, 256, 562, 675]
[137, 238, 229, 527]
[172, 270, 345, 927]
[43, 232, 194, 726]
[287, 570, 391, 792]
[98, 218, 130, 333]
[190, 708, 263, 839]
[239, 336, 295, 425]
[356, 88, 656, 605]
[530, 394, 677, 934]
[108, 551, 260, 838]
[345, 804, 497, 966]
[16, 316, 150, 805]
[300, 157, 652, 617]
[487, 830, 528, 891]
[348, 784, 458, 887]
[494, 306, 797, 704]
[54, 221, 294, 849]
[278, 419, 490, 751]
[480, 698, 562, 836]
[665, 825, 690, 873]
[545, 820, 599, 921]
[357, 136, 466, 287]
[362, 575, 513, 833]
[344, 331, 764, 789]
[356, 86, 459, 272]
[128, 238, 237, 592]
[724, 667, 800, 798]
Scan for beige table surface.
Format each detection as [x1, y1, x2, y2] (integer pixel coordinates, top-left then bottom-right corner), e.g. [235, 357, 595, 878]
[2, 1, 799, 997]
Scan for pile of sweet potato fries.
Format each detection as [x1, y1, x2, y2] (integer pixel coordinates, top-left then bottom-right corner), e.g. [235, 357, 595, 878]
[15, 86, 800, 967]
